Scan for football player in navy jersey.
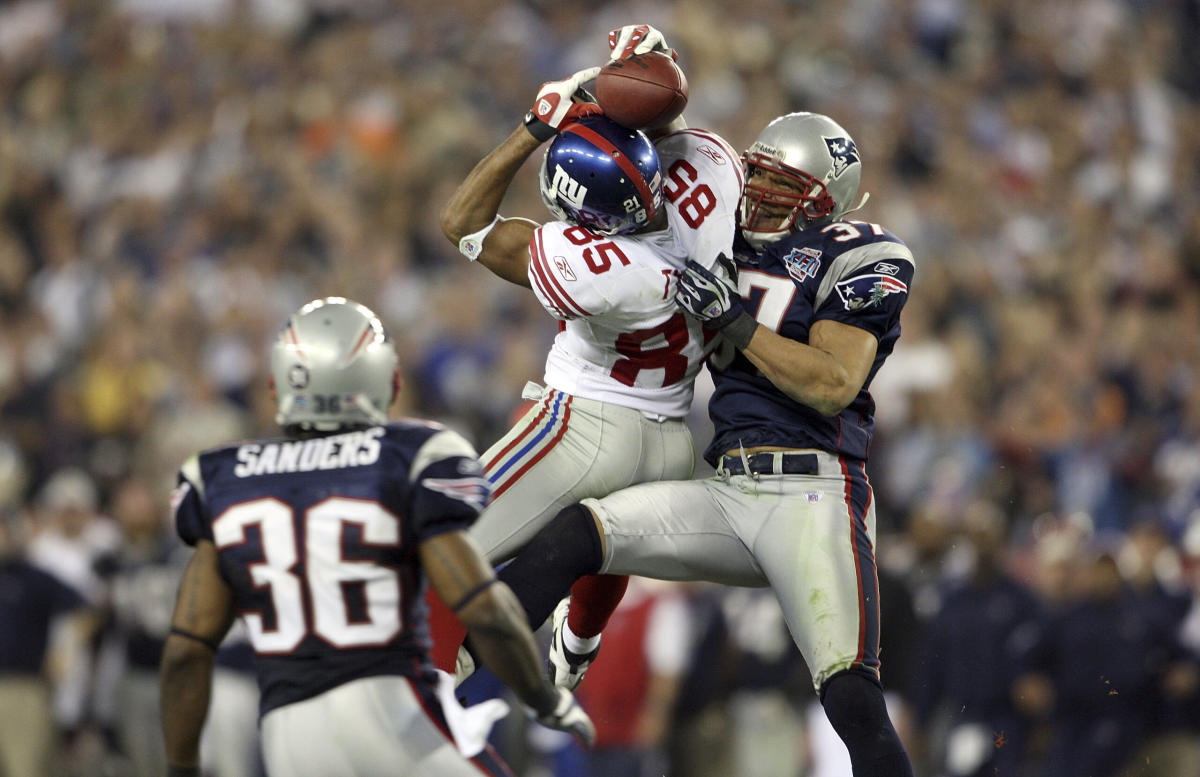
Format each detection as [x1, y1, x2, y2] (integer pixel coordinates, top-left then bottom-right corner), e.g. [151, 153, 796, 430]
[159, 297, 593, 777]
[493, 112, 916, 777]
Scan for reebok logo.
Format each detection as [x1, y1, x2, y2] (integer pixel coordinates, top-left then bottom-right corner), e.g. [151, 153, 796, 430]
[554, 256, 577, 281]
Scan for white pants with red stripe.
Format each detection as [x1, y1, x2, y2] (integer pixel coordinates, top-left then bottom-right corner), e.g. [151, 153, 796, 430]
[472, 385, 695, 564]
[260, 676, 508, 777]
[582, 450, 881, 692]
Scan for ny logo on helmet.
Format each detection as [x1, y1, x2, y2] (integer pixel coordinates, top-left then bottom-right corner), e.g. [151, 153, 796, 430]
[823, 136, 860, 179]
[550, 164, 588, 209]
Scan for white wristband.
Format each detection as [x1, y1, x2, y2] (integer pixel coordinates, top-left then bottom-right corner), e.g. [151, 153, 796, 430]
[458, 215, 502, 262]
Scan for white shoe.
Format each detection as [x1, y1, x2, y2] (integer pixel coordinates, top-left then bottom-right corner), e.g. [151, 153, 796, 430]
[547, 598, 600, 691]
[454, 645, 476, 687]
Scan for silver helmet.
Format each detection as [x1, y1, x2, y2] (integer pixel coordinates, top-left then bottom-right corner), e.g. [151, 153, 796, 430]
[270, 297, 398, 431]
[739, 112, 864, 249]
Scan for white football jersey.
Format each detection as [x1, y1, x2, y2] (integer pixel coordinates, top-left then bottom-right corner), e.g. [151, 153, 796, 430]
[527, 128, 744, 418]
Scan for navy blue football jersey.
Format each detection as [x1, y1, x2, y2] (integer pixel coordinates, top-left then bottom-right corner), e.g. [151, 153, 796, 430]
[705, 220, 915, 464]
[172, 421, 491, 715]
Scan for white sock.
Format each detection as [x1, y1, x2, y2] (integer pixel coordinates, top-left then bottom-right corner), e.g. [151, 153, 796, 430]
[563, 623, 601, 655]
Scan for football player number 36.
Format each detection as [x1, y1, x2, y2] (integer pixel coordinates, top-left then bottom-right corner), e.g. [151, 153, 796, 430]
[213, 497, 400, 654]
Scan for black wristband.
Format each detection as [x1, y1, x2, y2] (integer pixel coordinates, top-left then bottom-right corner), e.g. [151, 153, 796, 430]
[167, 764, 201, 777]
[169, 627, 219, 652]
[451, 578, 499, 613]
[522, 112, 557, 143]
[720, 310, 759, 350]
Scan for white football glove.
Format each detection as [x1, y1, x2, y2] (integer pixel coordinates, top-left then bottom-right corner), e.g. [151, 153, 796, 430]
[528, 687, 596, 748]
[608, 23, 678, 61]
[524, 67, 603, 142]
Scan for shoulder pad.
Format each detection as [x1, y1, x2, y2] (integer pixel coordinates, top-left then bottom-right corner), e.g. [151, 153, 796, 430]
[528, 224, 613, 319]
[410, 428, 480, 483]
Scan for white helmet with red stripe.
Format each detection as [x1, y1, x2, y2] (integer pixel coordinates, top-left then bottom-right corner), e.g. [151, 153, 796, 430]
[270, 297, 399, 432]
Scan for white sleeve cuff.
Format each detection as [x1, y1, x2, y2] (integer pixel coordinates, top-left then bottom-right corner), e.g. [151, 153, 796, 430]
[458, 215, 503, 261]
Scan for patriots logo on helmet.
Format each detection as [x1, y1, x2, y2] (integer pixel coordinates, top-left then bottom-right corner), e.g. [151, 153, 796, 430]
[835, 274, 907, 311]
[823, 136, 860, 179]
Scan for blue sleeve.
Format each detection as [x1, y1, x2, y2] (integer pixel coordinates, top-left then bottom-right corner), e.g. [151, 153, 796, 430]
[172, 470, 212, 546]
[43, 569, 85, 616]
[814, 255, 913, 337]
[410, 454, 492, 541]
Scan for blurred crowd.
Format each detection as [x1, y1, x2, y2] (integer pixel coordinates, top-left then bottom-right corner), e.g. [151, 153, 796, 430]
[1, 0, 1199, 775]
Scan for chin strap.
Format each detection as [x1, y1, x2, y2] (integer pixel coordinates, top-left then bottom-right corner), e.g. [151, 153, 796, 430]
[353, 393, 388, 426]
[274, 395, 293, 427]
[840, 191, 871, 218]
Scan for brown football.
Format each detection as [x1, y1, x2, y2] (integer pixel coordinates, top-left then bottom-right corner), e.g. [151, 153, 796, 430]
[594, 51, 689, 130]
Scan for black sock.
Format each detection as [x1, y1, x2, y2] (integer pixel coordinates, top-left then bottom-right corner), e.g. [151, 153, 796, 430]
[820, 670, 914, 777]
[497, 503, 604, 630]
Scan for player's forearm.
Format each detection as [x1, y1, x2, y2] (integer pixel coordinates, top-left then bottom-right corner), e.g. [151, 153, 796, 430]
[159, 637, 215, 770]
[439, 125, 542, 244]
[460, 584, 559, 715]
[740, 328, 858, 416]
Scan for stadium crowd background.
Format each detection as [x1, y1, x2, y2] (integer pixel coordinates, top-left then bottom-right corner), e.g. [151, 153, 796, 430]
[1, 0, 1199, 775]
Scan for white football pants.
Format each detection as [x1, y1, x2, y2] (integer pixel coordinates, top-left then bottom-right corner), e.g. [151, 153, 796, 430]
[471, 385, 695, 564]
[584, 450, 882, 691]
[260, 676, 510, 777]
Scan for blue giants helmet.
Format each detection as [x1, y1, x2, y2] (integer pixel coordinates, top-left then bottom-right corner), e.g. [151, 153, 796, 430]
[538, 115, 663, 235]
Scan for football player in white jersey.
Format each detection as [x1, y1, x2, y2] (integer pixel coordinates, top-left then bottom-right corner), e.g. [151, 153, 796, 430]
[434, 32, 743, 674]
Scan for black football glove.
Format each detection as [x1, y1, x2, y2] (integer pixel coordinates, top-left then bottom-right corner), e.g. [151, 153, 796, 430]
[674, 255, 758, 349]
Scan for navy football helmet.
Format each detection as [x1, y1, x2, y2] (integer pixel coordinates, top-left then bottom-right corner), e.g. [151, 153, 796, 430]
[538, 115, 663, 235]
